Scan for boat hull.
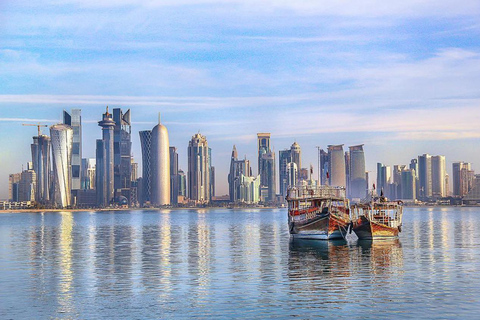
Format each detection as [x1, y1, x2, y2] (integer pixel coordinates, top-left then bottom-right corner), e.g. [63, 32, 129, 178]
[289, 211, 349, 240]
[353, 216, 399, 240]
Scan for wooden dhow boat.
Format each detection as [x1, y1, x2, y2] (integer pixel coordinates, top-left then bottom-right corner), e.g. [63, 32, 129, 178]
[286, 185, 350, 240]
[351, 193, 403, 240]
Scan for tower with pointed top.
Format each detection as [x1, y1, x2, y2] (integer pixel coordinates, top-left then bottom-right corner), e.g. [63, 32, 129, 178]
[151, 113, 171, 206]
[96, 106, 115, 206]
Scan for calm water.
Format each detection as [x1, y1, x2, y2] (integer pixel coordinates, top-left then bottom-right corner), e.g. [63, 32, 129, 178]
[1, 207, 479, 319]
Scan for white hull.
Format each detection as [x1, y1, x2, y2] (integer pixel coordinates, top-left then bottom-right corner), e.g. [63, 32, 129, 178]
[291, 230, 344, 240]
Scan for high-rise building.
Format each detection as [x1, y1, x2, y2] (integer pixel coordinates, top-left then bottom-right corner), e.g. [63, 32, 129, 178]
[286, 162, 298, 189]
[376, 163, 391, 195]
[170, 147, 179, 205]
[113, 108, 132, 199]
[239, 174, 261, 204]
[418, 154, 432, 199]
[31, 134, 50, 204]
[348, 145, 366, 199]
[139, 130, 152, 204]
[63, 109, 82, 190]
[257, 133, 275, 202]
[228, 145, 252, 202]
[8, 173, 21, 202]
[81, 158, 96, 190]
[431, 155, 446, 198]
[151, 115, 170, 206]
[131, 158, 138, 182]
[188, 133, 210, 203]
[257, 133, 271, 175]
[319, 149, 329, 185]
[453, 162, 474, 197]
[279, 142, 302, 197]
[96, 107, 115, 207]
[328, 145, 346, 188]
[178, 170, 186, 197]
[50, 124, 73, 208]
[401, 169, 416, 200]
[209, 147, 215, 199]
[279, 149, 291, 197]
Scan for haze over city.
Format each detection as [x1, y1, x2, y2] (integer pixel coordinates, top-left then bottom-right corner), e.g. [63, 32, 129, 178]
[1, 0, 480, 199]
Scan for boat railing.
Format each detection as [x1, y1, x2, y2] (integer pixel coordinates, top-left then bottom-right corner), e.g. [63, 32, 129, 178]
[287, 185, 346, 200]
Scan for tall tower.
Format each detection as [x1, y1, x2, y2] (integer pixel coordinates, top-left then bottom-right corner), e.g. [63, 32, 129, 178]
[139, 130, 152, 204]
[50, 124, 73, 208]
[188, 133, 210, 203]
[418, 154, 432, 199]
[290, 142, 301, 176]
[349, 145, 366, 199]
[113, 108, 132, 199]
[63, 109, 82, 190]
[257, 133, 271, 176]
[279, 149, 292, 197]
[96, 107, 115, 207]
[31, 134, 51, 204]
[431, 155, 446, 198]
[151, 114, 171, 206]
[328, 145, 346, 188]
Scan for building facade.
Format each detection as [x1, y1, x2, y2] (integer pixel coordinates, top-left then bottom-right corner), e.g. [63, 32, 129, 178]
[170, 146, 179, 205]
[139, 130, 152, 204]
[31, 134, 51, 204]
[431, 155, 446, 198]
[113, 108, 132, 200]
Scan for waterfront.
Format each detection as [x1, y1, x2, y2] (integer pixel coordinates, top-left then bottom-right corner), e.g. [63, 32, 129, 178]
[1, 207, 479, 319]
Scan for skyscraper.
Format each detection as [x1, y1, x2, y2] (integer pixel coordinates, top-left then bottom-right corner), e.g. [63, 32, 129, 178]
[178, 170, 186, 198]
[31, 134, 50, 204]
[279, 149, 292, 197]
[113, 108, 132, 200]
[96, 107, 115, 207]
[431, 155, 446, 198]
[286, 162, 298, 189]
[139, 130, 152, 204]
[170, 146, 179, 205]
[151, 115, 170, 206]
[418, 154, 432, 199]
[188, 133, 210, 203]
[19, 165, 36, 202]
[257, 133, 275, 202]
[401, 169, 416, 200]
[228, 145, 252, 202]
[328, 145, 346, 188]
[453, 162, 474, 197]
[50, 124, 73, 208]
[63, 109, 82, 190]
[349, 145, 366, 199]
[8, 173, 21, 202]
[319, 149, 329, 185]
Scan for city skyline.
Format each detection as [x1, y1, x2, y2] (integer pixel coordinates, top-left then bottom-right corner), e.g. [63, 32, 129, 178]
[1, 1, 480, 198]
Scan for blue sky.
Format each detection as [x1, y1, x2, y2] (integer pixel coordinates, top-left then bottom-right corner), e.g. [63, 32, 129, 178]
[1, 0, 480, 199]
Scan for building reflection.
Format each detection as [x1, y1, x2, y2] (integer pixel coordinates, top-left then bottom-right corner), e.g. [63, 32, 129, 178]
[58, 211, 74, 315]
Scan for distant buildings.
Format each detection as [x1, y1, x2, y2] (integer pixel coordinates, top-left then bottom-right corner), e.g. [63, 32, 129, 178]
[81, 158, 95, 190]
[452, 162, 474, 197]
[50, 124, 73, 208]
[170, 147, 179, 205]
[188, 133, 211, 203]
[96, 107, 115, 207]
[228, 145, 259, 203]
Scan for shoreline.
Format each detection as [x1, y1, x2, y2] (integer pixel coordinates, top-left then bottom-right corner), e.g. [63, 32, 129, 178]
[0, 206, 283, 213]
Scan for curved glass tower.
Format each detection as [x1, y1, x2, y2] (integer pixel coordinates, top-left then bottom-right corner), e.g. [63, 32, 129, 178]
[50, 124, 73, 208]
[151, 115, 170, 206]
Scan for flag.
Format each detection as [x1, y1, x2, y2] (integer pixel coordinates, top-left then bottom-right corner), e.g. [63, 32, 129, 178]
[326, 172, 329, 179]
[373, 183, 376, 190]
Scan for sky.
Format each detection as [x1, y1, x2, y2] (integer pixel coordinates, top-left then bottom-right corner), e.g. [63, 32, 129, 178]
[1, 0, 480, 199]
